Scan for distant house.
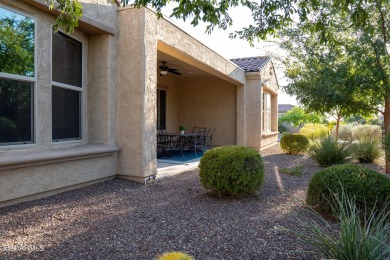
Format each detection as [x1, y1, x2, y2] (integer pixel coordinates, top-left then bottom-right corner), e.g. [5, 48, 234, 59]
[278, 104, 295, 118]
[278, 104, 300, 133]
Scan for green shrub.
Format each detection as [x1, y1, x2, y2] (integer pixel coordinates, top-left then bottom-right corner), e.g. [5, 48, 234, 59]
[352, 125, 381, 141]
[309, 137, 353, 167]
[156, 252, 193, 260]
[332, 124, 354, 142]
[199, 146, 264, 196]
[354, 139, 382, 163]
[289, 192, 390, 259]
[307, 164, 390, 215]
[279, 165, 303, 176]
[299, 123, 328, 141]
[280, 133, 310, 155]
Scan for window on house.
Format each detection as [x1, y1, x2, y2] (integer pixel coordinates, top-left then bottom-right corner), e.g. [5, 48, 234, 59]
[263, 92, 271, 132]
[0, 6, 35, 145]
[157, 89, 166, 130]
[52, 31, 82, 141]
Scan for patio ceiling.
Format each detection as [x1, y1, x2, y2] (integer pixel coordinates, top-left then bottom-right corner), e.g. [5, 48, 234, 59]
[157, 51, 213, 78]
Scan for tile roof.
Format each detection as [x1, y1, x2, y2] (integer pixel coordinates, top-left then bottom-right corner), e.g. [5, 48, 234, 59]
[278, 104, 295, 113]
[230, 56, 271, 72]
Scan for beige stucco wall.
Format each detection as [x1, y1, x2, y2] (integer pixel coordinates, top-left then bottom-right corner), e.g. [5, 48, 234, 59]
[177, 77, 237, 146]
[157, 75, 237, 146]
[88, 34, 118, 145]
[0, 1, 119, 205]
[0, 153, 117, 207]
[20, 0, 118, 34]
[117, 8, 158, 182]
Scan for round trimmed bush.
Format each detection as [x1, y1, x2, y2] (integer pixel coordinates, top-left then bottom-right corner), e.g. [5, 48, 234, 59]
[307, 164, 390, 215]
[280, 133, 310, 155]
[199, 146, 264, 196]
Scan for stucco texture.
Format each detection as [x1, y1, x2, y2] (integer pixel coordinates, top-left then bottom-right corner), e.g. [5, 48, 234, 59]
[0, 154, 117, 206]
[0, 1, 119, 205]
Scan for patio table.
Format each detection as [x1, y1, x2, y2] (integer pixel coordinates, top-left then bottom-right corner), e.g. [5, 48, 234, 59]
[158, 132, 197, 157]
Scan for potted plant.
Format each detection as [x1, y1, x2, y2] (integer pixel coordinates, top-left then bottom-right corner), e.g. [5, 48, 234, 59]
[179, 125, 185, 134]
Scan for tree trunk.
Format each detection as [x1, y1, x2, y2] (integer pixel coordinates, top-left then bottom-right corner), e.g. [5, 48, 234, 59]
[335, 114, 341, 141]
[385, 98, 390, 173]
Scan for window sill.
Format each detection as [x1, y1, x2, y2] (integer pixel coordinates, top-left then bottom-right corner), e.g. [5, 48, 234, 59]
[0, 144, 119, 171]
[262, 131, 279, 137]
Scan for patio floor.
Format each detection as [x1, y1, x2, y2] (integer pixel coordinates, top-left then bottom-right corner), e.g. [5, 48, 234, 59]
[157, 150, 203, 180]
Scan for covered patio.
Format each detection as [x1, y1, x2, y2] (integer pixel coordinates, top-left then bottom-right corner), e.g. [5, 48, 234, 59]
[156, 48, 239, 148]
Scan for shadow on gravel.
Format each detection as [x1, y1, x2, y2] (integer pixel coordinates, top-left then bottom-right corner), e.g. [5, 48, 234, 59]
[0, 150, 327, 259]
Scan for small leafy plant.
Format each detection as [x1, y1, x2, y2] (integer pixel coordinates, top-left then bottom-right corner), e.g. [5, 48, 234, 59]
[279, 165, 303, 176]
[179, 125, 185, 131]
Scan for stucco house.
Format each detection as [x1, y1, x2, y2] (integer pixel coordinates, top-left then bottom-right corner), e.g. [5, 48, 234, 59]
[0, 0, 279, 207]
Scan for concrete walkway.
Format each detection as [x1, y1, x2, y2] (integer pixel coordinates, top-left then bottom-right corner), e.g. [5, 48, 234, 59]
[156, 158, 200, 180]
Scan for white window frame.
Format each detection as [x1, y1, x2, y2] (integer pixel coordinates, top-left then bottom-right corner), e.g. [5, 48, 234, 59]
[263, 92, 272, 133]
[0, 4, 36, 147]
[51, 30, 84, 143]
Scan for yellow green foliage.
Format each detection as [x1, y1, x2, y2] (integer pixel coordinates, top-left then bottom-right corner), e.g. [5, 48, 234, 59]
[156, 251, 193, 260]
[299, 123, 328, 140]
[352, 125, 381, 141]
[280, 133, 310, 154]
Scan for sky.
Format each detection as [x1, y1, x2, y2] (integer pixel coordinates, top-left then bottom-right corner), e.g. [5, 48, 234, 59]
[159, 5, 298, 106]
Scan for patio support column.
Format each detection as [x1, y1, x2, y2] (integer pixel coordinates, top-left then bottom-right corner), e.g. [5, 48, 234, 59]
[236, 84, 246, 146]
[245, 72, 262, 150]
[117, 8, 158, 182]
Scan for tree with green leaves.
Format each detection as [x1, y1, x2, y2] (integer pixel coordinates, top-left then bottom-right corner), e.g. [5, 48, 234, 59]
[49, 0, 387, 43]
[0, 16, 34, 76]
[282, 0, 389, 170]
[279, 107, 325, 127]
[280, 19, 373, 140]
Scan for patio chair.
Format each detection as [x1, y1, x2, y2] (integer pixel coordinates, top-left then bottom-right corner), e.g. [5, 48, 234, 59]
[192, 128, 207, 156]
[192, 126, 207, 134]
[204, 128, 216, 150]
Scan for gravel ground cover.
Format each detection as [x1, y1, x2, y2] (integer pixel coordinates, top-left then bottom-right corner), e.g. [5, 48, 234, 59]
[0, 144, 385, 259]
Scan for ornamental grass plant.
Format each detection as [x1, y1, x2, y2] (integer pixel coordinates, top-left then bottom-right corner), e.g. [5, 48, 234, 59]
[288, 191, 390, 260]
[353, 139, 382, 163]
[309, 137, 353, 167]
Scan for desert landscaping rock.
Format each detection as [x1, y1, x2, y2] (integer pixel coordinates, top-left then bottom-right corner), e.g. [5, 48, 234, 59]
[0, 144, 385, 259]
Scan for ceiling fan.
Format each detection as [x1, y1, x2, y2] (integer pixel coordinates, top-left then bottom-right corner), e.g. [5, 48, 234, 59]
[159, 61, 181, 76]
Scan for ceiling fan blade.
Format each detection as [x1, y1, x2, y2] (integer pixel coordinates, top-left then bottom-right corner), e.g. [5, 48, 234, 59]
[169, 70, 181, 75]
